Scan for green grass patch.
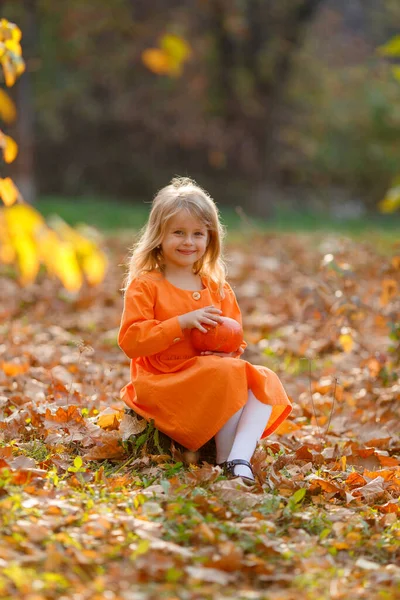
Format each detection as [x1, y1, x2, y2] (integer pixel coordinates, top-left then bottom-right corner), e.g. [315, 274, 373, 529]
[37, 195, 400, 238]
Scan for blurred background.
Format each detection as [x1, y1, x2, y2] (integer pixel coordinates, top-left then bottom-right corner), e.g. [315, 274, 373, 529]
[2, 0, 400, 226]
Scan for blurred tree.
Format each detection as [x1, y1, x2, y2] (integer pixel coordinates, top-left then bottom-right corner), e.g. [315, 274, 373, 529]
[0, 0, 323, 216]
[9, 0, 400, 216]
[276, 0, 400, 211]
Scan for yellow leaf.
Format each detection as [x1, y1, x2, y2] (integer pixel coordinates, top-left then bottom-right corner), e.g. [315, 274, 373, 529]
[378, 35, 400, 57]
[142, 48, 170, 75]
[81, 250, 107, 286]
[392, 65, 400, 82]
[378, 185, 400, 213]
[0, 20, 22, 52]
[13, 234, 40, 285]
[162, 34, 191, 61]
[5, 38, 22, 57]
[142, 34, 191, 77]
[0, 239, 15, 263]
[339, 333, 353, 353]
[0, 132, 18, 163]
[36, 228, 61, 273]
[0, 177, 19, 206]
[98, 413, 120, 430]
[10, 23, 22, 44]
[5, 203, 44, 234]
[50, 216, 95, 255]
[0, 89, 16, 123]
[1, 54, 16, 87]
[51, 241, 83, 292]
[162, 34, 191, 77]
[15, 55, 25, 78]
[49, 216, 107, 286]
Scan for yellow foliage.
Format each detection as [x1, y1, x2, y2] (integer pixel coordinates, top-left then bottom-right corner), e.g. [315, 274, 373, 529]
[0, 130, 18, 163]
[378, 185, 400, 213]
[142, 33, 191, 77]
[0, 18, 107, 291]
[378, 35, 400, 57]
[4, 202, 44, 233]
[13, 233, 40, 285]
[81, 250, 108, 286]
[0, 177, 19, 206]
[392, 66, 400, 83]
[0, 210, 14, 262]
[0, 89, 16, 123]
[50, 240, 83, 292]
[338, 333, 353, 353]
[35, 227, 83, 292]
[0, 20, 25, 87]
[378, 33, 400, 212]
[49, 216, 108, 287]
[0, 18, 22, 44]
[161, 34, 191, 76]
[1, 204, 107, 291]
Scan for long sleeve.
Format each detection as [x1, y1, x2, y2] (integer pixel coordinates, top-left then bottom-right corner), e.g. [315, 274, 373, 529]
[220, 283, 248, 354]
[118, 277, 183, 359]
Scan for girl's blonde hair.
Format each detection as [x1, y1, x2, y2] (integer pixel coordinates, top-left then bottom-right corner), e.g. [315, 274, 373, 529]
[123, 177, 227, 295]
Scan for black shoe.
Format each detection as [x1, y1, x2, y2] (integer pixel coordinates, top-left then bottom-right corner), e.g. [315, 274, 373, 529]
[218, 459, 255, 486]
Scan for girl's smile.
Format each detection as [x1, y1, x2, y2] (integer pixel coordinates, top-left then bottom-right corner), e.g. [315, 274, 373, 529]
[161, 210, 208, 271]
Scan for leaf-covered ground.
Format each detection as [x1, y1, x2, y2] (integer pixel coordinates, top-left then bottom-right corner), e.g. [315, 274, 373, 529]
[1, 231, 399, 600]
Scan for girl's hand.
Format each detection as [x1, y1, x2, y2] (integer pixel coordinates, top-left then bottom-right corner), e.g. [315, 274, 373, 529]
[200, 347, 244, 358]
[178, 305, 222, 333]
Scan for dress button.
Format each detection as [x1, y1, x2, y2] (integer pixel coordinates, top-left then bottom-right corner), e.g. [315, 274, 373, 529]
[192, 291, 201, 300]
[173, 337, 180, 343]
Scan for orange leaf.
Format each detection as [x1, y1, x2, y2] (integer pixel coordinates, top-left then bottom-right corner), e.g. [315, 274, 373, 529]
[275, 420, 300, 434]
[97, 409, 122, 431]
[45, 405, 83, 424]
[141, 48, 170, 75]
[378, 502, 400, 515]
[391, 256, 400, 270]
[97, 413, 119, 430]
[363, 469, 395, 482]
[84, 437, 126, 460]
[309, 477, 342, 494]
[295, 446, 313, 460]
[365, 438, 392, 449]
[365, 357, 382, 378]
[378, 455, 400, 467]
[1, 360, 29, 376]
[346, 472, 367, 488]
[0, 446, 13, 459]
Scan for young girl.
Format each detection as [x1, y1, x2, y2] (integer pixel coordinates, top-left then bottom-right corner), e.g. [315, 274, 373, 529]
[118, 177, 292, 484]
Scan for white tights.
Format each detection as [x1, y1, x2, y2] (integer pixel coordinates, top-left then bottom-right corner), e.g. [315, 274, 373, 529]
[215, 390, 273, 479]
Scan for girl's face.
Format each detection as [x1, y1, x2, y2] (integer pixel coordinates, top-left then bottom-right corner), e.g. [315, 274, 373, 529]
[161, 209, 209, 272]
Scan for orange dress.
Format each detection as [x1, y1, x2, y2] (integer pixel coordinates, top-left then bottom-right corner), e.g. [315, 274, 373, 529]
[118, 271, 292, 451]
